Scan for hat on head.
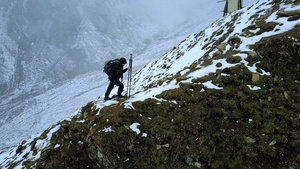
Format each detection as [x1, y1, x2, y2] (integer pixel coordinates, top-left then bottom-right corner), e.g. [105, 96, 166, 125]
[119, 57, 127, 64]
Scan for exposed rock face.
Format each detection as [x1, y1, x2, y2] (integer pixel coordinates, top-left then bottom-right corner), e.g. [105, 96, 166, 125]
[1, 0, 300, 168]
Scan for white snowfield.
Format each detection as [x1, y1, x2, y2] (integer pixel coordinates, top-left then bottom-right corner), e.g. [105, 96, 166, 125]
[1, 0, 299, 168]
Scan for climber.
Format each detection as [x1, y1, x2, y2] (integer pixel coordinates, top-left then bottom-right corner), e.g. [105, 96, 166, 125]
[104, 57, 131, 100]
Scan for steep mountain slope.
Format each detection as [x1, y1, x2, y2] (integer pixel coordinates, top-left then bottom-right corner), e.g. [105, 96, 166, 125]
[1, 0, 300, 168]
[0, 0, 229, 150]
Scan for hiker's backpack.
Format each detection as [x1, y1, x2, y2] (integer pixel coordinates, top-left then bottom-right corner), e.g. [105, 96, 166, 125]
[103, 59, 119, 75]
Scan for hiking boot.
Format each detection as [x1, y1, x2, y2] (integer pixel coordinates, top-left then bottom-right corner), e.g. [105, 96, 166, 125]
[104, 97, 112, 101]
[118, 95, 125, 99]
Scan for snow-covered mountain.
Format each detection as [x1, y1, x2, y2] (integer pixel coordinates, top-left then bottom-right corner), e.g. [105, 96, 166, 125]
[0, 0, 240, 150]
[1, 0, 299, 168]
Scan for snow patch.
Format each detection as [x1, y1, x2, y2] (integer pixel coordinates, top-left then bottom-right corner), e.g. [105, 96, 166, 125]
[130, 123, 141, 134]
[247, 85, 261, 90]
[203, 81, 223, 90]
[102, 127, 114, 133]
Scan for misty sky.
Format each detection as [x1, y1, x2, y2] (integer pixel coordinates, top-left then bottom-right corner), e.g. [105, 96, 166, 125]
[80, 0, 256, 30]
[124, 0, 255, 27]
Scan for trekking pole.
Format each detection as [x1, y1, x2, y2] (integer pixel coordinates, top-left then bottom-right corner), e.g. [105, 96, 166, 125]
[127, 57, 130, 95]
[129, 54, 133, 97]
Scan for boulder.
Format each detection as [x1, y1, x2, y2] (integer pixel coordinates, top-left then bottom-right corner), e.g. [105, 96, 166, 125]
[217, 42, 228, 52]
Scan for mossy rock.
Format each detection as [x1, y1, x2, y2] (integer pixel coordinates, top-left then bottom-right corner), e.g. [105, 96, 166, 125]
[255, 21, 279, 35]
[222, 64, 248, 74]
[192, 76, 211, 83]
[228, 35, 241, 46]
[216, 62, 222, 67]
[277, 9, 300, 18]
[244, 51, 261, 65]
[226, 56, 242, 63]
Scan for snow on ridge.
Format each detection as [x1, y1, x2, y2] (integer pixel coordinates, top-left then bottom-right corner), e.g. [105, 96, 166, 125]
[96, 0, 291, 108]
[94, 0, 300, 109]
[129, 0, 299, 96]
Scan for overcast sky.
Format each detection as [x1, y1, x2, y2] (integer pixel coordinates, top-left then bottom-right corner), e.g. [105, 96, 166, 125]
[79, 0, 257, 30]
[128, 0, 256, 27]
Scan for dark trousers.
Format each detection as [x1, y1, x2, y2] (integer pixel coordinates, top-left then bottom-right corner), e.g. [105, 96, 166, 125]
[105, 78, 124, 98]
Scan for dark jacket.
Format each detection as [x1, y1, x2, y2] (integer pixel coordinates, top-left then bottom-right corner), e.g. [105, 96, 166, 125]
[110, 62, 128, 80]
